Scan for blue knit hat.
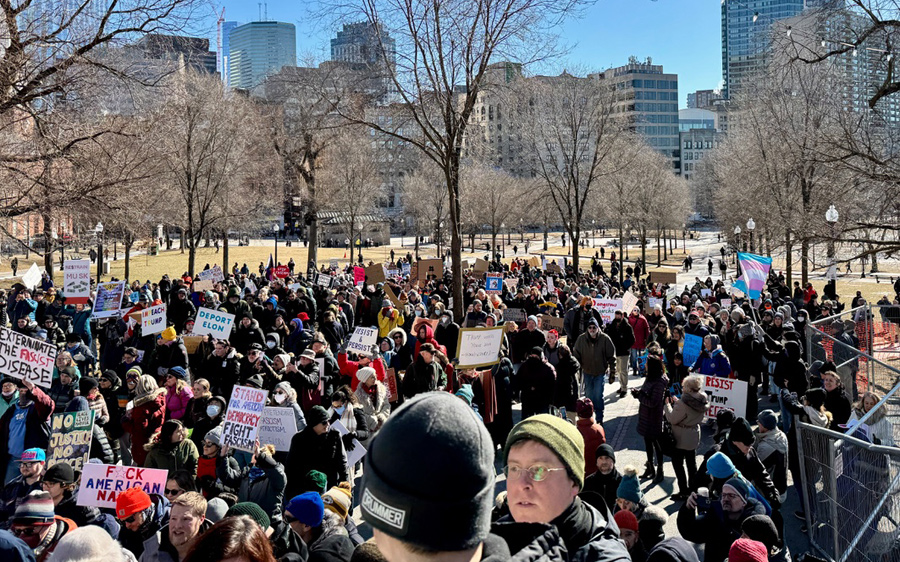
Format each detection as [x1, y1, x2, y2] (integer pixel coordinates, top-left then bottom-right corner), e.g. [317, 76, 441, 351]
[285, 492, 325, 527]
[168, 366, 189, 382]
[13, 491, 55, 523]
[707, 452, 737, 479]
[455, 384, 474, 405]
[616, 466, 643, 504]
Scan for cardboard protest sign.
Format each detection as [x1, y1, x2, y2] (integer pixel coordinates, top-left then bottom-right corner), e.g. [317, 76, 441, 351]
[456, 327, 505, 368]
[332, 420, 366, 466]
[682, 334, 703, 368]
[347, 326, 378, 356]
[646, 268, 678, 284]
[546, 262, 561, 274]
[505, 278, 519, 291]
[197, 265, 225, 283]
[505, 308, 526, 323]
[22, 263, 42, 290]
[485, 273, 503, 295]
[621, 292, 639, 315]
[63, 260, 91, 305]
[593, 298, 622, 324]
[77, 464, 168, 509]
[258, 406, 298, 452]
[418, 259, 442, 280]
[193, 308, 235, 340]
[365, 263, 386, 284]
[48, 410, 95, 473]
[222, 385, 269, 452]
[385, 368, 399, 401]
[141, 304, 167, 336]
[702, 376, 748, 419]
[182, 336, 203, 354]
[540, 315, 564, 332]
[317, 273, 333, 288]
[0, 327, 58, 388]
[384, 285, 402, 308]
[411, 317, 439, 337]
[93, 281, 126, 319]
[193, 279, 214, 292]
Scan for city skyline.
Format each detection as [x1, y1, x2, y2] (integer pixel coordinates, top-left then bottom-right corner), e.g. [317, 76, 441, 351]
[209, 0, 722, 108]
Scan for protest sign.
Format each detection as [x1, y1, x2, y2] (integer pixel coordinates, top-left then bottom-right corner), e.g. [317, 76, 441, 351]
[141, 304, 167, 336]
[646, 268, 678, 285]
[222, 385, 268, 452]
[648, 297, 662, 310]
[258, 407, 297, 452]
[401, 263, 411, 276]
[183, 336, 203, 354]
[197, 265, 225, 283]
[63, 260, 91, 305]
[540, 315, 564, 332]
[411, 317, 438, 336]
[365, 263, 386, 284]
[528, 256, 541, 268]
[682, 334, 703, 368]
[330, 259, 339, 270]
[702, 376, 748, 419]
[474, 258, 489, 273]
[504, 308, 526, 323]
[347, 326, 378, 356]
[353, 267, 365, 285]
[547, 277, 555, 294]
[193, 308, 235, 340]
[93, 281, 126, 319]
[621, 292, 639, 315]
[77, 464, 168, 509]
[48, 410, 95, 473]
[317, 273, 333, 288]
[0, 327, 58, 388]
[505, 278, 519, 291]
[332, 420, 366, 467]
[720, 298, 732, 308]
[456, 327, 504, 369]
[274, 265, 291, 279]
[244, 280, 258, 295]
[700, 288, 712, 298]
[386, 268, 398, 278]
[384, 285, 402, 308]
[385, 368, 399, 401]
[593, 298, 622, 324]
[418, 259, 442, 280]
[22, 263, 42, 290]
[193, 279, 215, 292]
[546, 262, 561, 275]
[485, 273, 503, 295]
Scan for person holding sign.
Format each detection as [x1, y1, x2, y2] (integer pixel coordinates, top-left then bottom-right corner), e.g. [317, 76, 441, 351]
[218, 440, 287, 522]
[41, 463, 117, 535]
[0, 380, 54, 486]
[690, 335, 732, 379]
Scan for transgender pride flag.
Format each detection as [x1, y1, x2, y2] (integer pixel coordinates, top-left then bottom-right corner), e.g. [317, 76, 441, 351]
[732, 253, 773, 300]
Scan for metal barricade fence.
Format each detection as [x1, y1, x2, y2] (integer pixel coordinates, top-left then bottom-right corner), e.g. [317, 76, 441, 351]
[797, 422, 900, 562]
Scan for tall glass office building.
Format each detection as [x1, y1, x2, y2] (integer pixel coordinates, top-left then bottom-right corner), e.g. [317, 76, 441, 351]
[228, 21, 296, 91]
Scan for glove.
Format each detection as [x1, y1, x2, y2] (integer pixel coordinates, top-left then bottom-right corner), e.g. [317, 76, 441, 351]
[342, 432, 356, 451]
[73, 353, 86, 362]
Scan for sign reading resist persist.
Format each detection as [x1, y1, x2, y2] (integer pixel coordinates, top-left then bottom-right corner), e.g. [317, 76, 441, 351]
[0, 327, 58, 388]
[222, 385, 268, 452]
[347, 327, 378, 356]
[193, 308, 235, 340]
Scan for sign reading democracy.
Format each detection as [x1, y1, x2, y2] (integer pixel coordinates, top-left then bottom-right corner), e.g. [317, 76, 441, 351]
[222, 385, 268, 452]
[257, 407, 298, 452]
[141, 304, 167, 336]
[93, 281, 126, 319]
[682, 334, 703, 369]
[456, 327, 505, 369]
[48, 410, 95, 473]
[702, 376, 748, 419]
[63, 260, 92, 305]
[193, 308, 235, 340]
[0, 327, 58, 388]
[593, 298, 622, 324]
[347, 326, 378, 356]
[77, 464, 169, 509]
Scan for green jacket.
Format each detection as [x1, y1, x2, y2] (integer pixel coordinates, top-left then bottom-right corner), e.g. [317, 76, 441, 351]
[144, 440, 199, 477]
[572, 332, 616, 376]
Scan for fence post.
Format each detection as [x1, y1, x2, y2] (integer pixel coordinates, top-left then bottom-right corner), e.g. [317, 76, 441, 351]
[796, 424, 819, 556]
[829, 438, 840, 560]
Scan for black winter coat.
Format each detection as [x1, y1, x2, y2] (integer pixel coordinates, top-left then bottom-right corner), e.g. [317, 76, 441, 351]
[402, 357, 444, 399]
[581, 469, 622, 514]
[285, 427, 348, 499]
[606, 319, 635, 356]
[516, 357, 556, 419]
[553, 355, 580, 411]
[203, 350, 242, 398]
[637, 375, 669, 438]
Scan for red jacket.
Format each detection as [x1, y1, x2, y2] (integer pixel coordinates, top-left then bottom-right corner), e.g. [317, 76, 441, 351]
[576, 418, 607, 476]
[122, 390, 166, 467]
[413, 324, 447, 360]
[628, 313, 651, 350]
[338, 353, 387, 391]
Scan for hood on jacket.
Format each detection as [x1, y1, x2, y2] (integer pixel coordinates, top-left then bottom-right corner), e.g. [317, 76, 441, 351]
[266, 333, 281, 346]
[646, 537, 700, 562]
[707, 334, 721, 349]
[784, 340, 801, 362]
[388, 327, 407, 346]
[380, 337, 395, 352]
[226, 286, 241, 299]
[134, 375, 161, 399]
[416, 323, 435, 341]
[680, 390, 709, 413]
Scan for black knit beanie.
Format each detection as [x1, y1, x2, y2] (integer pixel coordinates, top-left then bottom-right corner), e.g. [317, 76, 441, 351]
[742, 514, 779, 551]
[307, 406, 330, 427]
[360, 392, 495, 552]
[728, 417, 754, 446]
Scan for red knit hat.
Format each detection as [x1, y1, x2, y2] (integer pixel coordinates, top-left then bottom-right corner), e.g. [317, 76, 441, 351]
[613, 510, 639, 533]
[728, 538, 769, 562]
[575, 397, 594, 419]
[116, 487, 152, 519]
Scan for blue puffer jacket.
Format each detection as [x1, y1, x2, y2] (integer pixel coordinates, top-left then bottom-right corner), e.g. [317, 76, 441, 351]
[692, 349, 732, 378]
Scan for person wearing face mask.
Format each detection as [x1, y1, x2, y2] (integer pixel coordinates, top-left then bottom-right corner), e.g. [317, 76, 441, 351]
[272, 382, 307, 435]
[218, 440, 287, 521]
[264, 332, 287, 363]
[433, 310, 460, 359]
[191, 394, 226, 455]
[0, 378, 19, 419]
[327, 387, 369, 472]
[183, 379, 213, 430]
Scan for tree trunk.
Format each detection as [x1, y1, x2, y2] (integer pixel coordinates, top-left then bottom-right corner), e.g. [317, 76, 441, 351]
[223, 231, 229, 274]
[447, 152, 464, 321]
[801, 238, 809, 286]
[619, 225, 625, 284]
[180, 228, 185, 254]
[785, 229, 792, 289]
[869, 242, 878, 273]
[543, 226, 548, 251]
[188, 231, 197, 278]
[656, 227, 661, 266]
[42, 211, 55, 281]
[491, 229, 497, 258]
[571, 229, 580, 272]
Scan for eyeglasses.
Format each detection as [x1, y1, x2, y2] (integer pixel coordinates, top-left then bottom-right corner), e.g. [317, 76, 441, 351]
[503, 465, 567, 482]
[12, 526, 41, 537]
[274, 391, 285, 396]
[119, 514, 138, 524]
[165, 488, 183, 497]
[202, 440, 217, 448]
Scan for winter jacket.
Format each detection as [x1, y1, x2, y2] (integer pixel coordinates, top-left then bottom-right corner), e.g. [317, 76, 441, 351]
[55, 490, 119, 538]
[0, 386, 54, 470]
[149, 339, 190, 377]
[122, 389, 167, 467]
[402, 356, 445, 399]
[605, 319, 635, 357]
[637, 374, 669, 439]
[285, 427, 348, 499]
[677, 498, 766, 562]
[65, 396, 115, 465]
[164, 384, 193, 421]
[412, 323, 447, 360]
[231, 319, 266, 355]
[119, 494, 169, 559]
[628, 313, 651, 350]
[218, 454, 287, 521]
[581, 469, 622, 515]
[0, 476, 42, 523]
[140, 520, 213, 562]
[572, 332, 616, 376]
[552, 354, 580, 412]
[434, 316, 461, 359]
[353, 382, 390, 444]
[144, 439, 199, 477]
[576, 418, 606, 477]
[337, 352, 384, 392]
[377, 308, 404, 338]
[755, 429, 789, 495]
[205, 348, 242, 398]
[517, 357, 556, 419]
[513, 327, 547, 365]
[664, 390, 709, 451]
[825, 387, 852, 427]
[307, 514, 356, 562]
[692, 348, 731, 378]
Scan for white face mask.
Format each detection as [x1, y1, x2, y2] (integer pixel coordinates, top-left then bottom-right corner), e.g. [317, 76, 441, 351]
[2, 390, 15, 398]
[207, 405, 221, 418]
[274, 393, 287, 404]
[266, 341, 276, 349]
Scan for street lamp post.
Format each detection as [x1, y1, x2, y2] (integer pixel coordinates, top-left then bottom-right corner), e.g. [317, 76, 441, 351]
[825, 205, 839, 286]
[501, 223, 506, 258]
[438, 221, 444, 258]
[95, 222, 104, 281]
[273, 224, 279, 266]
[591, 220, 596, 247]
[746, 218, 756, 254]
[733, 225, 741, 275]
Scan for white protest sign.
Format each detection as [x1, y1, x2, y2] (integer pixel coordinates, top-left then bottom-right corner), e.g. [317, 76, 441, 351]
[93, 281, 126, 319]
[702, 376, 748, 419]
[258, 406, 298, 452]
[456, 327, 504, 369]
[347, 326, 378, 356]
[621, 291, 639, 315]
[193, 279, 215, 292]
[198, 265, 225, 283]
[332, 419, 367, 467]
[547, 277, 555, 293]
[317, 273, 333, 288]
[77, 464, 168, 509]
[330, 259, 339, 270]
[141, 304, 167, 336]
[222, 385, 268, 452]
[63, 260, 91, 305]
[648, 297, 662, 310]
[193, 308, 235, 340]
[593, 298, 622, 324]
[21, 263, 42, 289]
[244, 280, 258, 295]
[720, 298, 732, 309]
[0, 327, 58, 388]
[701, 288, 712, 297]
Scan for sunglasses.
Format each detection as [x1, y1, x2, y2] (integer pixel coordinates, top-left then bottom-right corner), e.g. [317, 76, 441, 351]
[12, 526, 42, 537]
[119, 514, 138, 524]
[283, 512, 297, 524]
[164, 488, 183, 497]
[202, 441, 217, 448]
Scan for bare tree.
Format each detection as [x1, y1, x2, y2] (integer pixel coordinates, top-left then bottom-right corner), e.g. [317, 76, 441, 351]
[400, 162, 448, 260]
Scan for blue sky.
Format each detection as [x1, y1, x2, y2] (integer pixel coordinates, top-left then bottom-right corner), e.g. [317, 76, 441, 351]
[210, 0, 722, 108]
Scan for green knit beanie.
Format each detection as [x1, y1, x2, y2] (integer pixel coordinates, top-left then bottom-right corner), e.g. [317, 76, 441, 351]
[504, 414, 585, 489]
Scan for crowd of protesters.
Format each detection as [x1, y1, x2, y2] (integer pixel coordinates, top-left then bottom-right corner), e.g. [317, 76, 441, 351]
[0, 245, 881, 562]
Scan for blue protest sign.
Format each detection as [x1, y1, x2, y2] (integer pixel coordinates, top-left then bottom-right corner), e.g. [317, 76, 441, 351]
[682, 334, 703, 369]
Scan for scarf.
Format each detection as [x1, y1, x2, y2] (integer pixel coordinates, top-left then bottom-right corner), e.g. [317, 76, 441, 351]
[481, 368, 498, 424]
[550, 498, 595, 554]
